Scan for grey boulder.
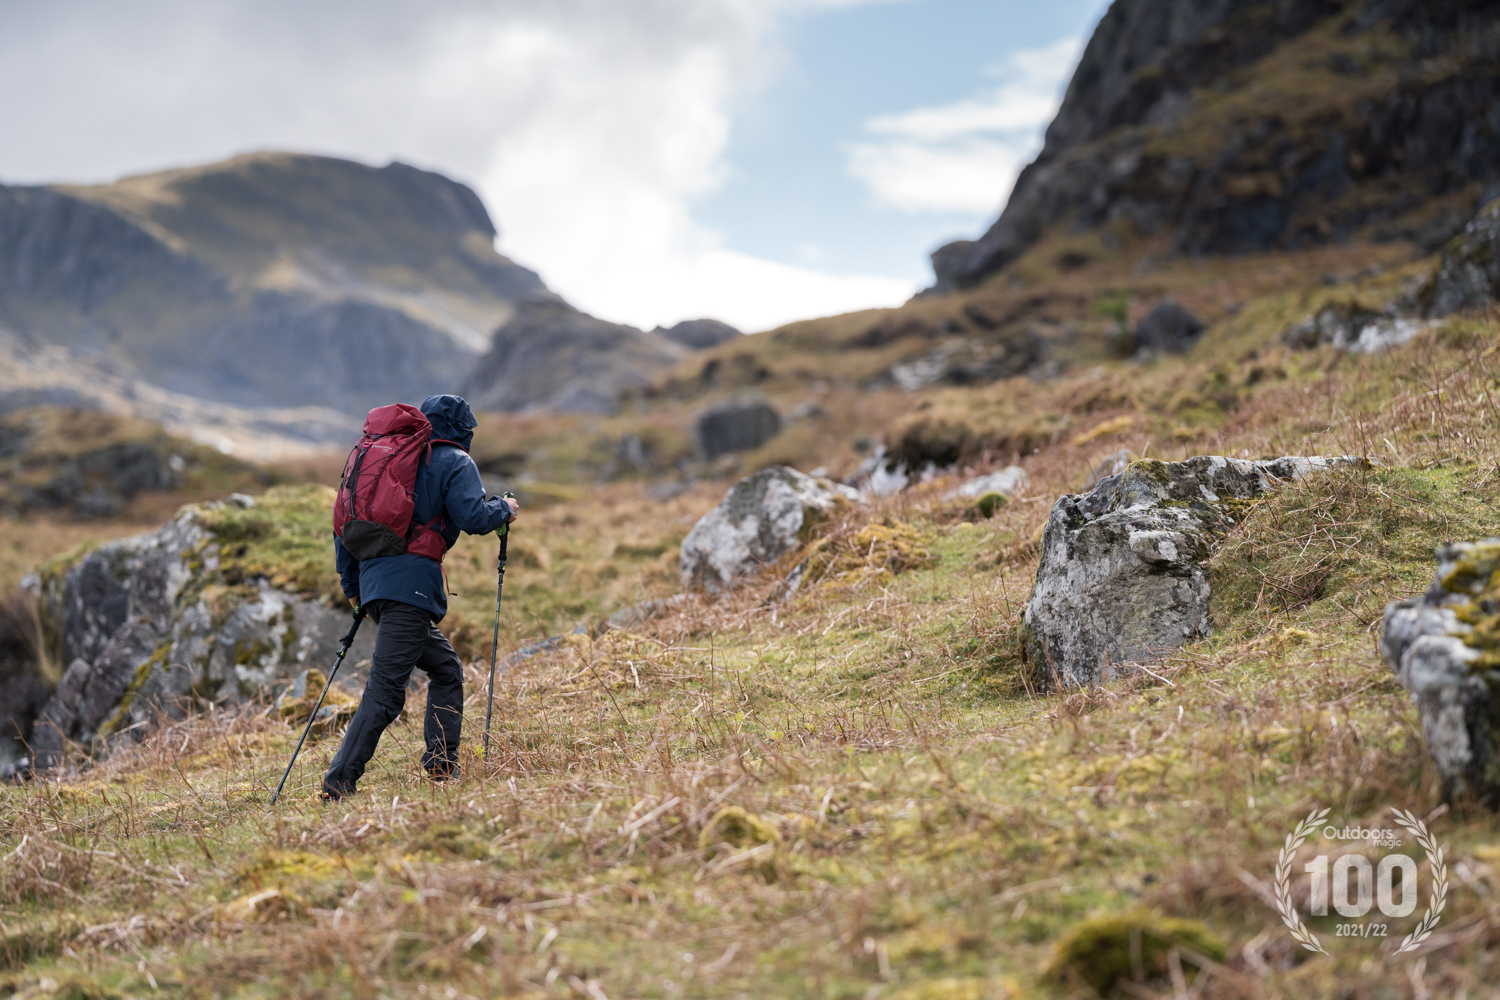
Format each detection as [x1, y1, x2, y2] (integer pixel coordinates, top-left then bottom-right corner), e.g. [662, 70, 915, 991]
[681, 466, 860, 593]
[1427, 197, 1500, 318]
[1023, 455, 1365, 689]
[948, 466, 1029, 501]
[1133, 300, 1204, 355]
[695, 400, 782, 460]
[28, 504, 374, 768]
[1380, 539, 1500, 808]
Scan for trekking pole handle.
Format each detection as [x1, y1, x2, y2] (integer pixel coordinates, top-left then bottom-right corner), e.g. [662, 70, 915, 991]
[498, 491, 514, 563]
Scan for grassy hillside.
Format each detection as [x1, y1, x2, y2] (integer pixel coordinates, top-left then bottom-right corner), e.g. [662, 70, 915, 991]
[3, 265, 1499, 998]
[468, 239, 1418, 491]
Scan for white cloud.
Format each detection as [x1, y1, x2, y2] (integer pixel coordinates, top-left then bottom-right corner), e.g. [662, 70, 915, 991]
[0, 0, 913, 334]
[847, 34, 1078, 214]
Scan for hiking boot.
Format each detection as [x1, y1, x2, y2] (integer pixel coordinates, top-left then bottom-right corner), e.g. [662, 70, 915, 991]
[320, 781, 351, 802]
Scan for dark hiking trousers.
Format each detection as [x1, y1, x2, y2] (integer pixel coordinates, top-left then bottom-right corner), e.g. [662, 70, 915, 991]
[322, 599, 464, 798]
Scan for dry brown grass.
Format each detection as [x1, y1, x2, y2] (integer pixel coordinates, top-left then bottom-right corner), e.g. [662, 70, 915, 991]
[5, 289, 1500, 998]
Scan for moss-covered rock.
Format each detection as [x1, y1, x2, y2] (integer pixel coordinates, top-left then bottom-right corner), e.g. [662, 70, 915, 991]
[679, 466, 861, 593]
[1024, 454, 1366, 689]
[27, 487, 374, 768]
[1044, 911, 1226, 995]
[1381, 538, 1500, 808]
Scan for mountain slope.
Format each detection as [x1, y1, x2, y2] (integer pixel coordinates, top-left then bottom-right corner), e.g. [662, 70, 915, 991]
[932, 0, 1500, 289]
[0, 153, 547, 412]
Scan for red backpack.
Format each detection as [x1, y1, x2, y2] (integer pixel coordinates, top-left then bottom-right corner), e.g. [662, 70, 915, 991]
[333, 404, 462, 563]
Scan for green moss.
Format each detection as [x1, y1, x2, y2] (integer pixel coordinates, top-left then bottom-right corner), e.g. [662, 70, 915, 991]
[199, 485, 341, 598]
[235, 850, 347, 889]
[972, 491, 1007, 519]
[96, 642, 172, 738]
[1044, 911, 1226, 994]
[698, 806, 781, 854]
[232, 637, 274, 667]
[409, 822, 491, 861]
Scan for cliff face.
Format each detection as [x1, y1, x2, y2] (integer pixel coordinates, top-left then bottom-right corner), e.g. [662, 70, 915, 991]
[0, 153, 548, 413]
[933, 0, 1500, 289]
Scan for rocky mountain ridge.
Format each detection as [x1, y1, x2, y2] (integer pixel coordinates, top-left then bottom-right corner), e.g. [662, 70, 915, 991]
[933, 0, 1500, 290]
[0, 153, 548, 414]
[1, 152, 739, 427]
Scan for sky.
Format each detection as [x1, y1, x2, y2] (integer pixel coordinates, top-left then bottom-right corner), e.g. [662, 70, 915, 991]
[0, 0, 1106, 333]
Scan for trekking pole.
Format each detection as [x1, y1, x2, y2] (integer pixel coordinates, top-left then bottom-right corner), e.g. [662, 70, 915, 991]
[482, 494, 515, 761]
[270, 605, 367, 806]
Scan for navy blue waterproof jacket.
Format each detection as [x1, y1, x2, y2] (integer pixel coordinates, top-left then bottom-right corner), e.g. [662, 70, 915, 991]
[335, 394, 513, 622]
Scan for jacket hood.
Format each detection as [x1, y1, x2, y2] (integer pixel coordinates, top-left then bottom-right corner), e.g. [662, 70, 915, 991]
[421, 394, 477, 451]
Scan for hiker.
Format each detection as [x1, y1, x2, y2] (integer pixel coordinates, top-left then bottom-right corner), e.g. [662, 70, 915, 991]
[321, 394, 517, 801]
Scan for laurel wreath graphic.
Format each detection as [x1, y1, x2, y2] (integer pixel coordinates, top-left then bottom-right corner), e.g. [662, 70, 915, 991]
[1272, 806, 1448, 956]
[1275, 806, 1331, 954]
[1390, 808, 1448, 956]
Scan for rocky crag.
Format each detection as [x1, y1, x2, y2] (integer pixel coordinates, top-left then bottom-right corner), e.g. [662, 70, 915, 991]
[1023, 454, 1364, 689]
[23, 487, 374, 770]
[933, 0, 1500, 290]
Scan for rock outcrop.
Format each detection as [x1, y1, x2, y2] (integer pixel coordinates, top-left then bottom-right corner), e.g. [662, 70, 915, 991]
[27, 489, 374, 768]
[1132, 300, 1204, 355]
[463, 298, 686, 414]
[1380, 539, 1500, 808]
[883, 328, 1049, 390]
[1280, 303, 1427, 354]
[680, 466, 860, 593]
[0, 152, 551, 415]
[654, 319, 741, 350]
[931, 0, 1500, 290]
[694, 400, 782, 460]
[949, 466, 1030, 501]
[1023, 455, 1364, 689]
[1426, 197, 1500, 317]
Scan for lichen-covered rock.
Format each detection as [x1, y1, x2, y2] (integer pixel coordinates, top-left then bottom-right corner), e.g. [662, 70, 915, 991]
[1281, 303, 1427, 354]
[1380, 540, 1500, 808]
[32, 622, 161, 768]
[680, 466, 859, 592]
[27, 498, 373, 768]
[948, 466, 1029, 501]
[1023, 455, 1364, 689]
[1427, 198, 1500, 317]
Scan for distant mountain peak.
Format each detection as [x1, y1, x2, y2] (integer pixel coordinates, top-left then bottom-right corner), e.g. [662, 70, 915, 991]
[0, 151, 549, 412]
